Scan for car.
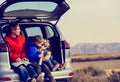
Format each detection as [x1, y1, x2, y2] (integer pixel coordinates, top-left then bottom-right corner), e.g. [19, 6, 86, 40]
[0, 0, 74, 82]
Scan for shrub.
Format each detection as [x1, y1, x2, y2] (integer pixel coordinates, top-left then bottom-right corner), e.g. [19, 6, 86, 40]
[107, 71, 120, 82]
[70, 66, 110, 82]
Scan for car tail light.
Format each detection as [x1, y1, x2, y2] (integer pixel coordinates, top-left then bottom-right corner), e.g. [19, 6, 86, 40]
[0, 77, 11, 81]
[68, 72, 74, 76]
[62, 40, 70, 49]
[0, 43, 7, 52]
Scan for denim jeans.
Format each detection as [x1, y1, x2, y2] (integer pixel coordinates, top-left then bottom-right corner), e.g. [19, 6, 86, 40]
[26, 64, 38, 78]
[43, 59, 59, 70]
[41, 63, 51, 78]
[32, 62, 42, 74]
[12, 64, 37, 81]
[32, 62, 51, 78]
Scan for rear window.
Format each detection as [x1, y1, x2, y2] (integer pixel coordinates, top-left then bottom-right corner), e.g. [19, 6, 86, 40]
[25, 27, 43, 37]
[44, 26, 54, 38]
[24, 25, 55, 38]
[5, 2, 57, 12]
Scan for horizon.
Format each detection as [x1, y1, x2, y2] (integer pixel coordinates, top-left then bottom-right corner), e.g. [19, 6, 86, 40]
[72, 42, 120, 47]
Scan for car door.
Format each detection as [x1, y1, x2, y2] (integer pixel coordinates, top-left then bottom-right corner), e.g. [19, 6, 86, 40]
[0, 0, 70, 25]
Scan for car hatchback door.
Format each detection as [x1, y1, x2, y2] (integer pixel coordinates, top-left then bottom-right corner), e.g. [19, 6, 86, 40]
[0, 0, 70, 25]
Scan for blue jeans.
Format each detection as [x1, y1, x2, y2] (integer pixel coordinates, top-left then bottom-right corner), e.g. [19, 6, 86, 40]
[41, 63, 51, 77]
[12, 64, 38, 81]
[43, 59, 59, 70]
[32, 62, 52, 78]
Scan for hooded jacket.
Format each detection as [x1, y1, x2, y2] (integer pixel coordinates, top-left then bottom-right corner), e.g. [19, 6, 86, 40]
[26, 41, 41, 63]
[5, 35, 26, 62]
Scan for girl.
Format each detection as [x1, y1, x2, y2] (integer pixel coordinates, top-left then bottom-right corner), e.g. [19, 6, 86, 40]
[4, 23, 43, 82]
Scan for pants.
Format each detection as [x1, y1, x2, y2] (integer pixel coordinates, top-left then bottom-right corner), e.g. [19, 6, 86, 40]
[12, 64, 38, 81]
[32, 62, 52, 78]
[43, 59, 59, 70]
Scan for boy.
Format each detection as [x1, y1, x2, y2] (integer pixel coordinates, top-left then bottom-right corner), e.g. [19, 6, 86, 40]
[26, 35, 56, 82]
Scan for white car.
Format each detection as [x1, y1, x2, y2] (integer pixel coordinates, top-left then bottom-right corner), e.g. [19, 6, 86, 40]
[0, 0, 73, 82]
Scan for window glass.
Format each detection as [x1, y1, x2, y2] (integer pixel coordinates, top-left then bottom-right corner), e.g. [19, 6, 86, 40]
[5, 2, 57, 12]
[44, 26, 54, 38]
[0, 34, 7, 52]
[25, 27, 43, 37]
[0, 34, 4, 43]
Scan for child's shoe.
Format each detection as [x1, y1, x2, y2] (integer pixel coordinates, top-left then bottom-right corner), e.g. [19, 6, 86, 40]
[59, 63, 67, 70]
[52, 64, 59, 71]
[27, 78, 36, 82]
[36, 73, 44, 82]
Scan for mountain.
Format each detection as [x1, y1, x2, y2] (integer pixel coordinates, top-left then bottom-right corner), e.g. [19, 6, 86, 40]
[70, 43, 120, 55]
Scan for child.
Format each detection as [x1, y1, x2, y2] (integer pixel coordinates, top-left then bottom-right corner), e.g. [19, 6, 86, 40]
[28, 35, 66, 71]
[26, 35, 56, 82]
[38, 35, 66, 71]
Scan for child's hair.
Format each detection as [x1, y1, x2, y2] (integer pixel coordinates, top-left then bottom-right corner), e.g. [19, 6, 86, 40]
[34, 35, 43, 43]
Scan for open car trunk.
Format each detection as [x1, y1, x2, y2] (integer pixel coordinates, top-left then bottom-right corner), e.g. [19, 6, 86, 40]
[2, 23, 63, 63]
[0, 0, 70, 25]
[21, 23, 63, 63]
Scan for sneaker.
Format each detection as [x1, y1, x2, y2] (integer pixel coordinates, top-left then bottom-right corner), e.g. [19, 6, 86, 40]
[59, 63, 67, 70]
[31, 78, 36, 82]
[36, 73, 44, 82]
[27, 78, 36, 82]
[52, 64, 60, 71]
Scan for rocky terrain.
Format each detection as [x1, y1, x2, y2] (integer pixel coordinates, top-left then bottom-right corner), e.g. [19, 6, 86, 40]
[70, 43, 120, 55]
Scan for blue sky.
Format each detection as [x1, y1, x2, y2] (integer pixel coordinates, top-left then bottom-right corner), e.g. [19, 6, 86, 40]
[1, 0, 120, 46]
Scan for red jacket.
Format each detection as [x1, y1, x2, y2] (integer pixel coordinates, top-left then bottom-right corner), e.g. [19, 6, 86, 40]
[5, 35, 26, 62]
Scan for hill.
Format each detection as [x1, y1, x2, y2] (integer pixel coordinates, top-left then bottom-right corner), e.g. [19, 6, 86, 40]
[70, 43, 120, 55]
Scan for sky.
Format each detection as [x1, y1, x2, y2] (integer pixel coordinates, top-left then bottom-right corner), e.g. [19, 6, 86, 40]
[0, 0, 120, 46]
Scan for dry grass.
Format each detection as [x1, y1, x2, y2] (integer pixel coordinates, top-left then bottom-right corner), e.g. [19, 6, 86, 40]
[71, 53, 120, 62]
[107, 71, 120, 82]
[70, 54, 120, 82]
[70, 66, 120, 82]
